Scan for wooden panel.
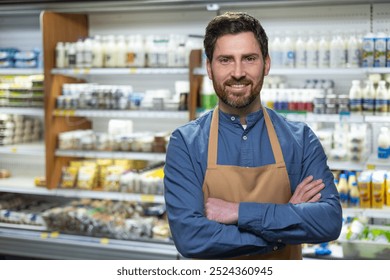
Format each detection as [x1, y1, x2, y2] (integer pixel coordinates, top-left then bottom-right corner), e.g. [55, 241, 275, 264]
[41, 11, 89, 189]
[188, 49, 202, 120]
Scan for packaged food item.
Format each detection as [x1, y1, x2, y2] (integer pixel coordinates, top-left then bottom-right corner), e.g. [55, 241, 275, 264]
[371, 170, 386, 208]
[77, 165, 97, 190]
[103, 165, 126, 192]
[358, 171, 372, 208]
[0, 169, 11, 179]
[60, 166, 78, 188]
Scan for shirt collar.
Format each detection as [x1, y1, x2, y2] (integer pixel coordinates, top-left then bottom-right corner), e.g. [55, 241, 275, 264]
[218, 108, 264, 130]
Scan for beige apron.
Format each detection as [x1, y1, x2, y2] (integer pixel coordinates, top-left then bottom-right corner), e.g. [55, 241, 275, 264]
[202, 106, 302, 260]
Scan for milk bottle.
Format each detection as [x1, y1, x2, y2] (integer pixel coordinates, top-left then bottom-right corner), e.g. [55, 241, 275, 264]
[75, 38, 85, 68]
[338, 173, 349, 208]
[83, 37, 93, 68]
[282, 33, 295, 68]
[116, 35, 127, 68]
[349, 80, 362, 113]
[306, 34, 318, 68]
[362, 80, 376, 114]
[349, 182, 360, 208]
[270, 33, 283, 68]
[318, 34, 330, 68]
[374, 80, 389, 115]
[330, 32, 346, 68]
[295, 34, 307, 68]
[347, 33, 360, 68]
[377, 126, 390, 159]
[55, 42, 65, 68]
[91, 35, 104, 68]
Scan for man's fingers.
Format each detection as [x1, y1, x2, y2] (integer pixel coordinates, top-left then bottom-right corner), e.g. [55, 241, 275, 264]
[308, 193, 321, 203]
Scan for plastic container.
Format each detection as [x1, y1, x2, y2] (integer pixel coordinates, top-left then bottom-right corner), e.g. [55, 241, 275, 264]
[349, 80, 362, 113]
[377, 126, 390, 159]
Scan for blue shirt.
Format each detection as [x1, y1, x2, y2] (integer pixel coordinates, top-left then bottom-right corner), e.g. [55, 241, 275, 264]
[164, 108, 342, 259]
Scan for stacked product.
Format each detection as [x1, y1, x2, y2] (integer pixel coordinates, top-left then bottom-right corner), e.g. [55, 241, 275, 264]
[0, 48, 41, 68]
[0, 114, 42, 145]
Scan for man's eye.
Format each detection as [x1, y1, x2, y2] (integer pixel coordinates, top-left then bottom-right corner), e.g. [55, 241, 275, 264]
[219, 58, 231, 64]
[246, 56, 256, 62]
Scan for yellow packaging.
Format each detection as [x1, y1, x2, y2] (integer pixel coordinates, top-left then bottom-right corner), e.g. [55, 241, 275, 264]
[70, 160, 83, 168]
[357, 171, 372, 208]
[371, 170, 386, 209]
[60, 166, 78, 188]
[76, 165, 97, 190]
[386, 172, 390, 206]
[103, 165, 126, 192]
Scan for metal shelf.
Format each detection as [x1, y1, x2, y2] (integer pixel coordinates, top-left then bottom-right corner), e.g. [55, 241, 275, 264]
[51, 67, 188, 77]
[0, 142, 45, 156]
[55, 149, 166, 161]
[327, 160, 366, 171]
[0, 227, 179, 259]
[365, 154, 390, 169]
[0, 107, 44, 116]
[0, 177, 165, 203]
[0, 68, 43, 75]
[53, 109, 188, 119]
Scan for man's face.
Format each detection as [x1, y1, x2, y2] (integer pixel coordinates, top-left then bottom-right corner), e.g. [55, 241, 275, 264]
[206, 32, 270, 111]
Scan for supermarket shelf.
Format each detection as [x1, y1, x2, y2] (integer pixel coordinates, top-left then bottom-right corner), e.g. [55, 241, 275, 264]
[364, 115, 390, 123]
[0, 142, 45, 156]
[53, 109, 188, 119]
[365, 154, 390, 169]
[55, 149, 166, 161]
[0, 227, 179, 259]
[193, 67, 390, 76]
[0, 177, 165, 203]
[283, 112, 365, 123]
[343, 207, 390, 219]
[0, 68, 43, 75]
[0, 107, 44, 116]
[51, 67, 189, 77]
[327, 160, 365, 171]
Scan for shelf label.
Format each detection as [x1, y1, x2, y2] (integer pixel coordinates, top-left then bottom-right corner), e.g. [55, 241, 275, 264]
[50, 231, 60, 238]
[100, 238, 110, 245]
[140, 194, 155, 203]
[40, 232, 48, 239]
[129, 68, 137, 74]
[54, 109, 75, 117]
[366, 164, 376, 170]
[10, 147, 17, 153]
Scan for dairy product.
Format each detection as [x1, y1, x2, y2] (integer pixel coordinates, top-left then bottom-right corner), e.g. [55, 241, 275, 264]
[371, 170, 386, 208]
[362, 80, 376, 114]
[374, 80, 389, 115]
[282, 34, 295, 68]
[306, 35, 318, 68]
[330, 33, 346, 68]
[295, 34, 306, 68]
[374, 32, 387, 68]
[318, 34, 330, 68]
[349, 80, 362, 113]
[349, 182, 360, 208]
[377, 126, 390, 159]
[347, 33, 360, 68]
[338, 173, 349, 207]
[362, 32, 375, 67]
[55, 42, 65, 68]
[358, 171, 372, 208]
[91, 35, 104, 68]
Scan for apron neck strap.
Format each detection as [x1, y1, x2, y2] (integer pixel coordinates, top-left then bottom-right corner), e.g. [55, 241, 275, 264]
[207, 106, 285, 167]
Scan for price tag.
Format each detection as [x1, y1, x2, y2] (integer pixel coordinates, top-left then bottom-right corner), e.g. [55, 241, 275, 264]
[140, 194, 155, 203]
[100, 238, 110, 245]
[50, 231, 60, 238]
[11, 147, 17, 153]
[40, 232, 48, 239]
[73, 68, 81, 74]
[129, 68, 137, 74]
[84, 68, 90, 74]
[366, 164, 376, 170]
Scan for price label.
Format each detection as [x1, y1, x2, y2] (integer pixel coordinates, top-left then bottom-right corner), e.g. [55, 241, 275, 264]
[10, 147, 17, 153]
[366, 164, 376, 170]
[50, 231, 60, 238]
[129, 68, 137, 74]
[40, 232, 48, 239]
[100, 238, 110, 245]
[140, 194, 155, 203]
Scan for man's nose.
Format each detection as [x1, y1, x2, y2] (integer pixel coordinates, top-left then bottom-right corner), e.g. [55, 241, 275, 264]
[231, 62, 246, 79]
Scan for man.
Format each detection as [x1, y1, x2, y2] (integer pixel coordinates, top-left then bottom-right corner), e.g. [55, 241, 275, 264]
[164, 12, 342, 259]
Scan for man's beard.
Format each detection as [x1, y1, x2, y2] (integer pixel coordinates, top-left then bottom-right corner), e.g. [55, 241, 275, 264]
[212, 76, 263, 109]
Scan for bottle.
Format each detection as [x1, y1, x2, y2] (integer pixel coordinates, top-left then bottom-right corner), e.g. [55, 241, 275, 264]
[270, 33, 283, 68]
[377, 126, 390, 159]
[104, 35, 117, 68]
[318, 34, 330, 68]
[387, 31, 390, 68]
[83, 37, 93, 68]
[362, 80, 376, 114]
[330, 32, 346, 68]
[55, 42, 65, 68]
[67, 42, 76, 68]
[306, 34, 318, 68]
[116, 35, 127, 68]
[75, 38, 85, 68]
[374, 32, 387, 68]
[347, 33, 360, 68]
[338, 173, 349, 207]
[134, 34, 146, 67]
[282, 33, 295, 68]
[375, 80, 389, 115]
[349, 80, 362, 113]
[349, 182, 360, 208]
[91, 35, 104, 68]
[362, 32, 375, 67]
[295, 33, 307, 68]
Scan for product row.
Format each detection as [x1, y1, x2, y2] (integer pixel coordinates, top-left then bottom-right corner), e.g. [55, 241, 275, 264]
[0, 114, 42, 145]
[55, 34, 203, 69]
[267, 31, 390, 69]
[0, 48, 42, 69]
[60, 159, 164, 194]
[0, 193, 171, 241]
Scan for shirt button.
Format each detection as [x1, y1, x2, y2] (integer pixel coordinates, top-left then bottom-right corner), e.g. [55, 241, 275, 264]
[231, 116, 235, 121]
[273, 246, 278, 251]
[243, 135, 248, 140]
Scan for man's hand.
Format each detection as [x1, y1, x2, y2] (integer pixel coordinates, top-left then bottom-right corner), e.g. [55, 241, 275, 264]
[205, 197, 239, 224]
[290, 175, 325, 204]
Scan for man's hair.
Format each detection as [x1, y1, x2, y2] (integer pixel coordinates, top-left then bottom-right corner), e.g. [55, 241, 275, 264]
[204, 12, 268, 62]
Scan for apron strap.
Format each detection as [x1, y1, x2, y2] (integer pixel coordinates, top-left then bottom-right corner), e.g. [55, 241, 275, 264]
[207, 106, 285, 167]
